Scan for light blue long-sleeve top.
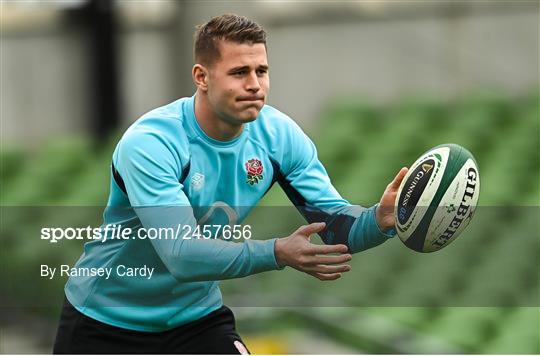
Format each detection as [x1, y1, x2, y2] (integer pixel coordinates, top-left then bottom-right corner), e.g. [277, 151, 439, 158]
[64, 95, 394, 331]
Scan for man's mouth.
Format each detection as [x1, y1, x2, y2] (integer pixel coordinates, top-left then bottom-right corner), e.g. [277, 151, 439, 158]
[237, 96, 265, 102]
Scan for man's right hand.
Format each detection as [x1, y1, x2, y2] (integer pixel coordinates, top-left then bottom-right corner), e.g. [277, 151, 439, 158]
[274, 222, 352, 281]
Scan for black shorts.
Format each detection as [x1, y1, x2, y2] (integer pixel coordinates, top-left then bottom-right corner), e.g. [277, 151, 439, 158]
[53, 298, 250, 354]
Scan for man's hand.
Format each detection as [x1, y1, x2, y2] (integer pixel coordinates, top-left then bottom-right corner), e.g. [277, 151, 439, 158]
[376, 167, 409, 232]
[274, 222, 352, 281]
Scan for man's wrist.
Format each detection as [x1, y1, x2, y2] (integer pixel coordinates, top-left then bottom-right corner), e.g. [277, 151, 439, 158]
[373, 204, 397, 238]
[375, 203, 393, 233]
[273, 238, 287, 269]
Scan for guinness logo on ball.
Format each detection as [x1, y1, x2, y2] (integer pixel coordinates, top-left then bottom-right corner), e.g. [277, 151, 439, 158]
[397, 159, 435, 225]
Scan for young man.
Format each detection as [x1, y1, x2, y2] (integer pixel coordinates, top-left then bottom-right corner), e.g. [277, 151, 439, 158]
[53, 14, 407, 354]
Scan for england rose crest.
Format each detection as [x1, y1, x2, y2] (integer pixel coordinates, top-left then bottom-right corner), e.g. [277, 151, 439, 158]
[245, 158, 263, 185]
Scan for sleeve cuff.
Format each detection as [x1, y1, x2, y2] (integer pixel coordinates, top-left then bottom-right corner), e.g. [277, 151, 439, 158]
[270, 238, 286, 270]
[248, 238, 285, 272]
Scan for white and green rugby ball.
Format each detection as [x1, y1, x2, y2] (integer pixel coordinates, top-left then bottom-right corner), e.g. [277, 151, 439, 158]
[395, 144, 480, 253]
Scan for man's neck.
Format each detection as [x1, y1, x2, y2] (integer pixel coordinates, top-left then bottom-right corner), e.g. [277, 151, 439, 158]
[194, 91, 243, 142]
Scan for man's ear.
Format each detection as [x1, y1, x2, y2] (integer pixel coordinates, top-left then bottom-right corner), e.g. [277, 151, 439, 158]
[192, 64, 209, 92]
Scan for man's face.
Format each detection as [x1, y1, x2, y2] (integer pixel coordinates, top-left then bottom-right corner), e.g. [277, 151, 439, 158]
[206, 40, 269, 124]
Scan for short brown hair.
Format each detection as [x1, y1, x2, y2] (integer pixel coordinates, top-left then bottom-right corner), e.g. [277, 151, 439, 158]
[194, 14, 267, 66]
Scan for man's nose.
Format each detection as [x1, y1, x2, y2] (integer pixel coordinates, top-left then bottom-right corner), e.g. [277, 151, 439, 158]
[245, 72, 261, 92]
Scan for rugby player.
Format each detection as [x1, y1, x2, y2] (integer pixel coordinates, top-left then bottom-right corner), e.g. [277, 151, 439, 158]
[53, 13, 407, 354]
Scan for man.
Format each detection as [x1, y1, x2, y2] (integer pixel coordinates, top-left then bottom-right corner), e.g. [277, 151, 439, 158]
[53, 13, 407, 354]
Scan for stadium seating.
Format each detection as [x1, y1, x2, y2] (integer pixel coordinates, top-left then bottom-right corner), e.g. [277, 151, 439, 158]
[1, 92, 538, 353]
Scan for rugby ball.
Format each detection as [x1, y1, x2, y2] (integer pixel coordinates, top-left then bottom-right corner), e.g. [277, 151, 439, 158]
[394, 144, 480, 252]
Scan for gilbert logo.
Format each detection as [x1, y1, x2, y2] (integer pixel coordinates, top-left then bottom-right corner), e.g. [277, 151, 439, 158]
[245, 158, 264, 185]
[433, 167, 478, 247]
[191, 173, 205, 191]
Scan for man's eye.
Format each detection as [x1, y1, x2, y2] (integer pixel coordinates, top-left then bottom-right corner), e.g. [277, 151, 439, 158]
[234, 71, 246, 76]
[257, 70, 267, 76]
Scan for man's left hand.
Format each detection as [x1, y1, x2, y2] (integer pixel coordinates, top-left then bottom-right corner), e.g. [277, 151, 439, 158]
[375, 167, 409, 232]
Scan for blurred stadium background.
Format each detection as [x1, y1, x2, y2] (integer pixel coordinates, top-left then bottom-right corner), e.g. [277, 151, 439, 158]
[1, 0, 539, 354]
